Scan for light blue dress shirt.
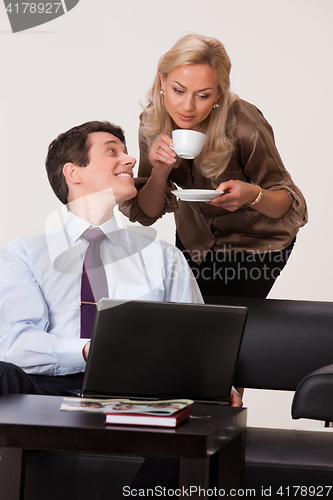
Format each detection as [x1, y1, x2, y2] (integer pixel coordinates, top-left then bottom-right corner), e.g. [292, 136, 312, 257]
[0, 213, 203, 376]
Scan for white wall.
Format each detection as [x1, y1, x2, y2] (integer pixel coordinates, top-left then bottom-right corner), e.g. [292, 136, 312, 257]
[1, 0, 333, 430]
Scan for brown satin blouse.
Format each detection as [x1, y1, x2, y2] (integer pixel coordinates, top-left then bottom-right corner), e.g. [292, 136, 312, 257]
[120, 99, 308, 263]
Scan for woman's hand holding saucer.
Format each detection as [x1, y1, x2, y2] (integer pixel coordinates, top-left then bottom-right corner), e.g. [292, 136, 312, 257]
[209, 180, 261, 211]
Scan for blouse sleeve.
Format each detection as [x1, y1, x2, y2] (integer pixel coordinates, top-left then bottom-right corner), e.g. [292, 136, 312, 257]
[238, 114, 308, 229]
[119, 124, 179, 226]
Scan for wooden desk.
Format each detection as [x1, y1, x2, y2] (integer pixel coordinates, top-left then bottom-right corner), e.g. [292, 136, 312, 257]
[0, 394, 247, 499]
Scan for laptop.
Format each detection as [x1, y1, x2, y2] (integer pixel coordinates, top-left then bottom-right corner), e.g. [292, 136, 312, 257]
[79, 299, 248, 405]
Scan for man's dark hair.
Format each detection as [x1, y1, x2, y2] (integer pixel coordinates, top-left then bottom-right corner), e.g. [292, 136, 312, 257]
[45, 121, 126, 205]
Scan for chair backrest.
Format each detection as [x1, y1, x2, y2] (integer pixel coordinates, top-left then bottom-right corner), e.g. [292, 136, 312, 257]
[203, 296, 333, 390]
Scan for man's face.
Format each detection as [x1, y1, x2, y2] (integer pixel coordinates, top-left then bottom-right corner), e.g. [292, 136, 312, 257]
[78, 132, 137, 204]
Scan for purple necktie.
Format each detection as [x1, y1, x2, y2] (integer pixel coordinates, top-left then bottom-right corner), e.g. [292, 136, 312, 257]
[80, 228, 108, 339]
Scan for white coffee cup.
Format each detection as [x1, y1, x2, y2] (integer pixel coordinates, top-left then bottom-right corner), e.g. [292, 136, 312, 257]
[172, 129, 206, 159]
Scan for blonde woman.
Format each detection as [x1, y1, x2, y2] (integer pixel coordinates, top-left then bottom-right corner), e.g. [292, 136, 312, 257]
[120, 34, 308, 300]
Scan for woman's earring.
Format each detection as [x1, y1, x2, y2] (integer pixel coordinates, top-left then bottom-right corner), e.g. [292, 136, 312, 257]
[160, 90, 165, 96]
[213, 103, 219, 109]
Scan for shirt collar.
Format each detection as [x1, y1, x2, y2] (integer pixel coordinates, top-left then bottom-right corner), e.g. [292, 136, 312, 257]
[66, 212, 120, 246]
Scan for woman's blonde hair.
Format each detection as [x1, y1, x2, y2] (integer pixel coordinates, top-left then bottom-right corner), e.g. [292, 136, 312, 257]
[141, 33, 239, 178]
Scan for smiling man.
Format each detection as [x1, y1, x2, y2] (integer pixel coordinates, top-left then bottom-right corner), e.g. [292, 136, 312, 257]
[0, 120, 242, 495]
[0, 120, 206, 397]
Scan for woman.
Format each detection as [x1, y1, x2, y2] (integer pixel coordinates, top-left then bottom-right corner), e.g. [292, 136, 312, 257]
[120, 33, 308, 300]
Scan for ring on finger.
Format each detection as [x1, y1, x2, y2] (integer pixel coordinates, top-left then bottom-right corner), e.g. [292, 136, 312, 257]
[155, 146, 161, 154]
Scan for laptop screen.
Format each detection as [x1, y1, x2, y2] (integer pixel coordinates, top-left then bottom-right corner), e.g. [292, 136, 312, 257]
[83, 300, 248, 402]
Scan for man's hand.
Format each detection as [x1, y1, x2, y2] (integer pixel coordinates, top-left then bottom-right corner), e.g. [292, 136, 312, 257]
[229, 389, 243, 407]
[82, 341, 91, 361]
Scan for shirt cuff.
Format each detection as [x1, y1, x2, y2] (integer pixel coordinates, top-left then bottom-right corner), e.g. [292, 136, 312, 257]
[55, 338, 88, 375]
[231, 386, 241, 398]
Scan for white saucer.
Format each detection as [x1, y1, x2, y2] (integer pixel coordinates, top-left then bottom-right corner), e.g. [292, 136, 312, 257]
[171, 189, 224, 202]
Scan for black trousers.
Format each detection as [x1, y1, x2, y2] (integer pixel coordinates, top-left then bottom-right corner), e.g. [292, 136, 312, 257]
[0, 361, 82, 396]
[176, 233, 296, 299]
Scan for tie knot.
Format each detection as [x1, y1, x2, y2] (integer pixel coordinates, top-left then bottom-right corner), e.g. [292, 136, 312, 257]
[83, 228, 106, 245]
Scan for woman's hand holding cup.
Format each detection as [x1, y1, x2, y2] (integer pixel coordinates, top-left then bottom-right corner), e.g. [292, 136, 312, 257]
[149, 135, 177, 177]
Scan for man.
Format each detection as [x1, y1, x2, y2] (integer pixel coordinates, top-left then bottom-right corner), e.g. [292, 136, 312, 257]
[0, 120, 241, 406]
